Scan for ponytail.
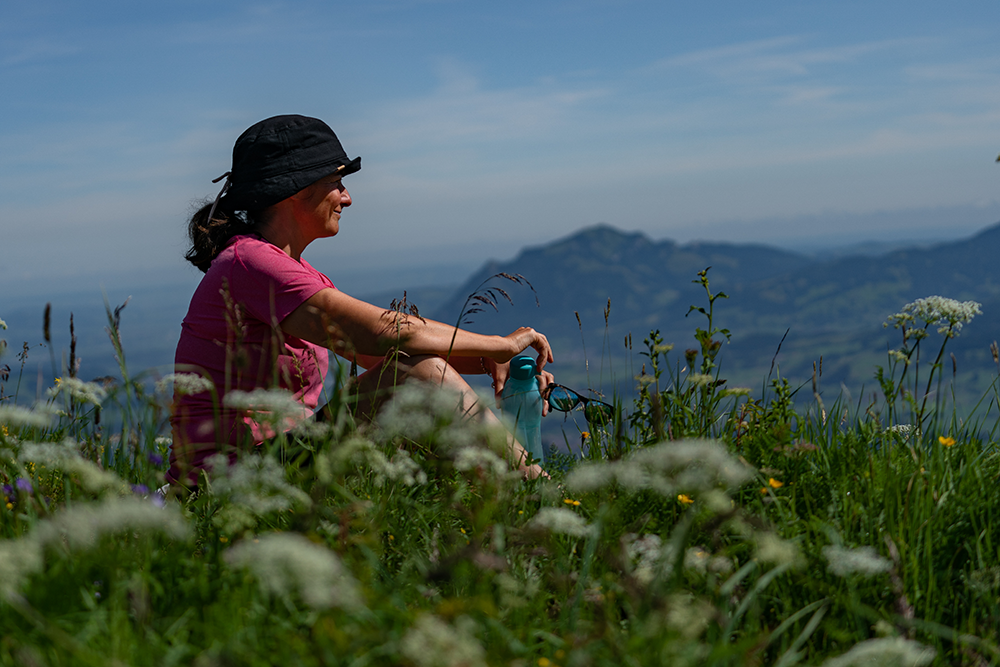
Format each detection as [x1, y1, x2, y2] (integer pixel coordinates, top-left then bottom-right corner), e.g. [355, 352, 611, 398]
[184, 202, 264, 272]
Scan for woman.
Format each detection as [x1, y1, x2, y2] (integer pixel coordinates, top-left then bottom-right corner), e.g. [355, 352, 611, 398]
[167, 114, 553, 486]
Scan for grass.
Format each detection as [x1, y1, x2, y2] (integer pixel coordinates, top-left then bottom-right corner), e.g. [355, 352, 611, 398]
[1, 272, 1000, 666]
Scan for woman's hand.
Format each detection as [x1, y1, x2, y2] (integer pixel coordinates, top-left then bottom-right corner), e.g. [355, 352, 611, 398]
[494, 328, 555, 415]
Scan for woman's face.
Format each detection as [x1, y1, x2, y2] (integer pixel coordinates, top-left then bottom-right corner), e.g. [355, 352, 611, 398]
[294, 174, 352, 239]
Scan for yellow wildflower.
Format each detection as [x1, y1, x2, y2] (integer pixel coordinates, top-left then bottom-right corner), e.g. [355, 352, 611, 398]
[677, 494, 694, 505]
[563, 498, 581, 507]
[5, 502, 12, 510]
[939, 436, 956, 447]
[538, 659, 551, 667]
[581, 431, 590, 440]
[219, 536, 228, 543]
[768, 478, 784, 489]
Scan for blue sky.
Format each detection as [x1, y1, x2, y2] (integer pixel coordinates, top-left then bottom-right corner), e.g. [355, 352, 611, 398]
[3, 0, 1000, 294]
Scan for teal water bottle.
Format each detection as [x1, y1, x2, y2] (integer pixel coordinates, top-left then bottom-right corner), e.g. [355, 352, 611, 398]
[501, 355, 544, 466]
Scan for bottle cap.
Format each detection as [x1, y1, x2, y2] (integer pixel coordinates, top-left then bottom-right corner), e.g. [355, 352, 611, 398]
[509, 355, 536, 381]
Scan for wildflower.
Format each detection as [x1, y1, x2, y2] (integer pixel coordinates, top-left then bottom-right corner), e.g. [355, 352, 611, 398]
[754, 533, 802, 567]
[4, 503, 11, 511]
[580, 431, 590, 439]
[938, 436, 956, 447]
[225, 533, 363, 611]
[31, 496, 191, 552]
[0, 404, 53, 429]
[634, 374, 656, 386]
[888, 349, 909, 365]
[131, 484, 150, 496]
[148, 451, 164, 466]
[885, 296, 982, 338]
[0, 318, 6, 330]
[15, 478, 32, 494]
[208, 455, 312, 533]
[563, 498, 581, 507]
[688, 373, 714, 387]
[18, 440, 128, 495]
[453, 445, 507, 480]
[823, 545, 892, 578]
[768, 478, 783, 489]
[720, 387, 752, 398]
[530, 507, 594, 538]
[45, 377, 107, 406]
[677, 494, 694, 505]
[224, 388, 310, 427]
[653, 343, 674, 354]
[372, 448, 429, 486]
[821, 637, 935, 667]
[399, 614, 486, 667]
[538, 658, 551, 667]
[155, 372, 214, 396]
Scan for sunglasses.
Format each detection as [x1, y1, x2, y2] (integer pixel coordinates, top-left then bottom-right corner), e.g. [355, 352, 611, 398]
[544, 384, 614, 424]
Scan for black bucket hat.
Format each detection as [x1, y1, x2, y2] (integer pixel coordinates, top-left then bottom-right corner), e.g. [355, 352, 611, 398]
[214, 114, 361, 212]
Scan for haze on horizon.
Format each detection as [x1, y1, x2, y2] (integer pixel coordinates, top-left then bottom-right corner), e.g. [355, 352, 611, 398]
[3, 0, 1000, 297]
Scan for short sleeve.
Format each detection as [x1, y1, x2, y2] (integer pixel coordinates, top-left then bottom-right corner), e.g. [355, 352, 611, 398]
[225, 237, 334, 325]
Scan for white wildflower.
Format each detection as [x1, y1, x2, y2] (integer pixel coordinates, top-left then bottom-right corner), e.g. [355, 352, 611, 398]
[376, 382, 464, 440]
[154, 436, 172, 447]
[684, 547, 710, 575]
[888, 349, 909, 365]
[566, 439, 752, 499]
[886, 424, 918, 438]
[653, 343, 675, 354]
[225, 533, 363, 611]
[453, 445, 510, 479]
[399, 614, 487, 667]
[0, 404, 53, 429]
[687, 373, 714, 387]
[372, 448, 428, 486]
[664, 593, 714, 639]
[32, 496, 190, 552]
[885, 296, 981, 338]
[754, 533, 802, 568]
[634, 374, 656, 386]
[46, 377, 107, 406]
[224, 388, 309, 426]
[719, 387, 752, 398]
[156, 372, 214, 396]
[0, 539, 43, 600]
[0, 317, 6, 330]
[821, 637, 935, 667]
[18, 439, 128, 495]
[208, 455, 311, 533]
[530, 506, 594, 538]
[628, 439, 753, 492]
[823, 545, 892, 578]
[624, 533, 663, 586]
[564, 462, 617, 492]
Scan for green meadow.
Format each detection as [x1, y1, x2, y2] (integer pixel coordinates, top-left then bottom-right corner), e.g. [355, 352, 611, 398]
[2, 269, 999, 666]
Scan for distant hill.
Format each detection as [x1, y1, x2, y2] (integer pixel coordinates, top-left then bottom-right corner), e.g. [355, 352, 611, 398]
[428, 223, 1000, 408]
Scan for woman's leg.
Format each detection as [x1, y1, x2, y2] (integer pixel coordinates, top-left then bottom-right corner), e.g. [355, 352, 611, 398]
[343, 353, 544, 478]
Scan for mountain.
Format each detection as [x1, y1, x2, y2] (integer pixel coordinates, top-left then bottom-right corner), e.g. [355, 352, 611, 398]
[428, 223, 1000, 407]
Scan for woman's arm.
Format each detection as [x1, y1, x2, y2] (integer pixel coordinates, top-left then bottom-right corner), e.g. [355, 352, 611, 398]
[281, 287, 554, 380]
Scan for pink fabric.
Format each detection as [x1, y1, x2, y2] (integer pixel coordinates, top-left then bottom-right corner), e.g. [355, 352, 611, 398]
[167, 234, 333, 484]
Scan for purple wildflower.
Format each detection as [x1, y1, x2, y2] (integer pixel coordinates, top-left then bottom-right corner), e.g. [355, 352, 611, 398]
[15, 478, 32, 494]
[148, 452, 164, 466]
[131, 484, 150, 496]
[2, 484, 12, 497]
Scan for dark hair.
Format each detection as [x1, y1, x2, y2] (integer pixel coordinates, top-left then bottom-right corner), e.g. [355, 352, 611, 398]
[184, 202, 266, 273]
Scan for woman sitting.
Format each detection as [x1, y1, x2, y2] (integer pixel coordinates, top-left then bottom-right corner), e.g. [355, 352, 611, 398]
[166, 114, 553, 486]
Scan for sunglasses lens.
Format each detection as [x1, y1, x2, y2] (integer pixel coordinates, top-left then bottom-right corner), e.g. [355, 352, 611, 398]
[585, 401, 614, 424]
[548, 386, 580, 412]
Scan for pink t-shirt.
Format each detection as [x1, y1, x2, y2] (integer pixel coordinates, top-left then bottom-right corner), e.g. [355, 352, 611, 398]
[167, 234, 333, 484]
